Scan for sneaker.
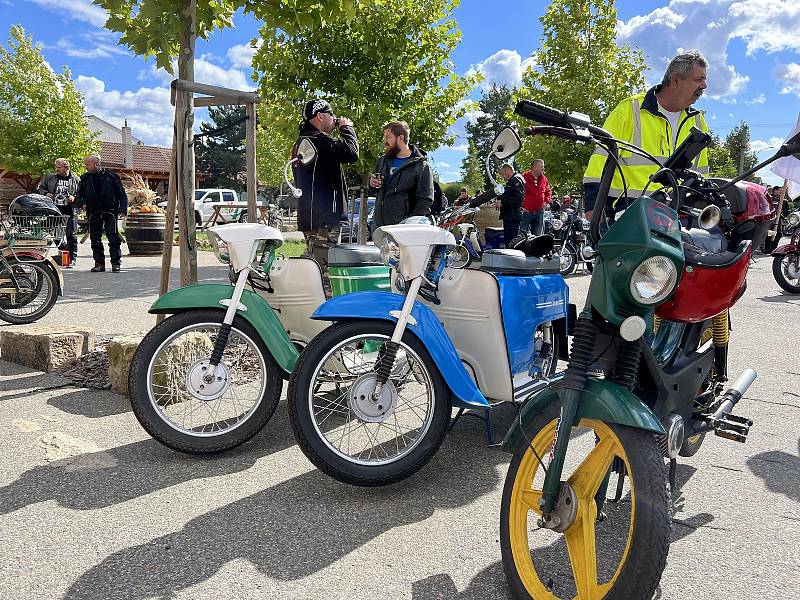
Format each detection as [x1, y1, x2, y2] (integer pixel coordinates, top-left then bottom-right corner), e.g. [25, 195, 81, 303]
[111, 263, 121, 273]
[91, 264, 105, 272]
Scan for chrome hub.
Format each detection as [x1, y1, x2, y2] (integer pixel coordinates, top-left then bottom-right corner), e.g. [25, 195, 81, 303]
[537, 483, 578, 533]
[349, 373, 397, 423]
[185, 359, 229, 401]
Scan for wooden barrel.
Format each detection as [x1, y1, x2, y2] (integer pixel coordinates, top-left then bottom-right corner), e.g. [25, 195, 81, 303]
[125, 212, 166, 256]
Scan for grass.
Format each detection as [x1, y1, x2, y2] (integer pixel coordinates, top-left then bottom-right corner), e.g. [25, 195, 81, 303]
[171, 231, 307, 257]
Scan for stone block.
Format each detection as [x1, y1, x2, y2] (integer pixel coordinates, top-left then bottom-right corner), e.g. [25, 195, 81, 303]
[0, 325, 95, 373]
[106, 334, 144, 397]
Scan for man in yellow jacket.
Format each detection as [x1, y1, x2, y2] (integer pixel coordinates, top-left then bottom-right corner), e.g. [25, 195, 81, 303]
[583, 51, 710, 222]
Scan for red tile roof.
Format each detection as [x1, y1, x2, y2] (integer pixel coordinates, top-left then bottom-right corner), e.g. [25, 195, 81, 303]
[100, 141, 172, 174]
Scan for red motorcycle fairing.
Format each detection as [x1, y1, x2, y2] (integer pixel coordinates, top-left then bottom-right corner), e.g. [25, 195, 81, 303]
[657, 241, 752, 323]
[771, 242, 799, 256]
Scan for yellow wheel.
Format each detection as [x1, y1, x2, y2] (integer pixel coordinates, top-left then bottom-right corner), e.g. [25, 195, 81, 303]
[500, 402, 669, 599]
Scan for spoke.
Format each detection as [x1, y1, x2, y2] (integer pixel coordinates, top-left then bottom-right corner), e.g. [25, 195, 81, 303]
[519, 489, 544, 516]
[564, 500, 600, 600]
[568, 435, 617, 501]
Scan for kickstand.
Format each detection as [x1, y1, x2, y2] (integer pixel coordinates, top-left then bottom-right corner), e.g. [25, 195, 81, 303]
[448, 406, 496, 446]
[448, 407, 465, 432]
[669, 458, 677, 497]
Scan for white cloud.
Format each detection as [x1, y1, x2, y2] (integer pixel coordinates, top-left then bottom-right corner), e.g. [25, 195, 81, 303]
[451, 142, 469, 153]
[54, 35, 128, 60]
[466, 49, 535, 89]
[227, 41, 262, 69]
[775, 62, 800, 94]
[745, 93, 766, 105]
[617, 0, 800, 99]
[751, 136, 785, 153]
[28, 0, 108, 27]
[76, 75, 175, 147]
[437, 161, 451, 168]
[143, 58, 255, 92]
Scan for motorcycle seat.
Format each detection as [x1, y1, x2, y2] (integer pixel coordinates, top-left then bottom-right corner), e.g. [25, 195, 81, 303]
[680, 227, 725, 254]
[480, 249, 561, 275]
[485, 227, 505, 234]
[327, 243, 383, 266]
[683, 239, 751, 270]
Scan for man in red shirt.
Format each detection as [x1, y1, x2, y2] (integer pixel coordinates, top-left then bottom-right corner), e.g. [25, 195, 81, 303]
[521, 159, 552, 235]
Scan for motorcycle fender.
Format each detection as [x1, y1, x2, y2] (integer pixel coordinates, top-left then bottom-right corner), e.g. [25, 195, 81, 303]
[149, 284, 298, 374]
[502, 377, 665, 452]
[11, 252, 64, 296]
[313, 291, 490, 408]
[771, 243, 798, 256]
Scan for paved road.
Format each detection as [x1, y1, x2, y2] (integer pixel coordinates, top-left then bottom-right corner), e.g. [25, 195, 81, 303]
[0, 242, 798, 599]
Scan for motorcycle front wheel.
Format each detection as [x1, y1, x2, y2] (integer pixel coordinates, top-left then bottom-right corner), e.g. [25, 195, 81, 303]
[501, 402, 669, 600]
[0, 259, 59, 324]
[773, 253, 800, 294]
[128, 309, 283, 453]
[448, 243, 472, 269]
[287, 319, 450, 486]
[558, 242, 578, 275]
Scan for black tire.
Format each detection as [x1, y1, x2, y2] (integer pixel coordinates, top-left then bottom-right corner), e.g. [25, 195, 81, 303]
[559, 242, 578, 275]
[128, 309, 283, 454]
[501, 401, 669, 600]
[287, 319, 450, 486]
[238, 210, 248, 223]
[195, 211, 203, 226]
[448, 244, 472, 269]
[773, 253, 800, 294]
[678, 432, 705, 457]
[0, 259, 59, 324]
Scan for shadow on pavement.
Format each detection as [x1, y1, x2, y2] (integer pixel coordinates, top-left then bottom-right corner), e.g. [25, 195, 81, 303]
[47, 388, 130, 418]
[756, 293, 800, 304]
[412, 562, 511, 599]
[746, 438, 799, 503]
[61, 408, 517, 599]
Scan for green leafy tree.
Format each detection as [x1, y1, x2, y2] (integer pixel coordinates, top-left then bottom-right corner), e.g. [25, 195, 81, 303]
[725, 122, 759, 179]
[0, 26, 97, 192]
[514, 0, 647, 191]
[460, 139, 485, 193]
[707, 132, 737, 178]
[252, 0, 478, 186]
[464, 85, 513, 189]
[195, 106, 246, 192]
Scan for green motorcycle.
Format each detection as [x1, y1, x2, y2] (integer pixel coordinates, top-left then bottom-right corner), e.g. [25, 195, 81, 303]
[499, 99, 800, 599]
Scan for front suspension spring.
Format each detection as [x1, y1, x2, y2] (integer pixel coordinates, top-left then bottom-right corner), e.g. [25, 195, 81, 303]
[561, 318, 599, 391]
[209, 323, 232, 367]
[611, 340, 642, 391]
[374, 340, 400, 386]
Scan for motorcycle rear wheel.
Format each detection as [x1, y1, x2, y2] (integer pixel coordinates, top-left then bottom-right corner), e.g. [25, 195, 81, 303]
[0, 259, 59, 324]
[501, 402, 669, 600]
[288, 319, 450, 487]
[559, 242, 577, 275]
[773, 253, 800, 294]
[128, 309, 282, 453]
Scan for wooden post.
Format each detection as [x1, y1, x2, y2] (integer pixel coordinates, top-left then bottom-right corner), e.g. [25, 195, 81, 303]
[769, 180, 788, 239]
[245, 102, 257, 223]
[156, 133, 179, 323]
[176, 0, 198, 285]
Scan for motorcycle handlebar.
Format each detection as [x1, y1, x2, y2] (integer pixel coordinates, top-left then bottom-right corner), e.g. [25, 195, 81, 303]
[523, 126, 580, 142]
[515, 100, 612, 140]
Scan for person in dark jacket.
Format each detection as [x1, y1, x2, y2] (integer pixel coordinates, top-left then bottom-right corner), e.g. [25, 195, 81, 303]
[37, 158, 80, 266]
[75, 154, 127, 272]
[494, 163, 525, 246]
[293, 99, 359, 268]
[370, 121, 434, 229]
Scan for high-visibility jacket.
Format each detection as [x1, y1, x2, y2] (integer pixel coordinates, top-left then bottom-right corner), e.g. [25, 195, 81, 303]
[583, 85, 709, 202]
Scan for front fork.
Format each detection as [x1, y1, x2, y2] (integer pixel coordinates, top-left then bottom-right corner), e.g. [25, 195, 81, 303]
[206, 268, 251, 380]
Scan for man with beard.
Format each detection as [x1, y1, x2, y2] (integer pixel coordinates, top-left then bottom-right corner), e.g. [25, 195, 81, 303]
[37, 158, 80, 267]
[580, 51, 710, 224]
[293, 99, 359, 268]
[370, 121, 434, 228]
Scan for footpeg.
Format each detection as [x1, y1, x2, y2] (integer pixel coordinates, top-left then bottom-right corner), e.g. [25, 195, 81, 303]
[703, 369, 756, 443]
[713, 412, 753, 443]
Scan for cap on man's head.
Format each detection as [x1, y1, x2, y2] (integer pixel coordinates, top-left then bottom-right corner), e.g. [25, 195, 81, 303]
[303, 99, 334, 121]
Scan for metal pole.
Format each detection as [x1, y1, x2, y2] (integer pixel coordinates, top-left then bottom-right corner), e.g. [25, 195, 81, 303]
[245, 103, 257, 222]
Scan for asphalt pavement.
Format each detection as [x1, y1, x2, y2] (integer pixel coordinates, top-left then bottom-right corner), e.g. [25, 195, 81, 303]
[0, 239, 798, 599]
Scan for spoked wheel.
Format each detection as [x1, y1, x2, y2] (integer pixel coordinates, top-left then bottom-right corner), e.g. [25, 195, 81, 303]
[773, 253, 800, 294]
[501, 402, 669, 600]
[0, 259, 59, 324]
[558, 242, 578, 275]
[447, 243, 472, 269]
[128, 309, 282, 453]
[288, 320, 450, 486]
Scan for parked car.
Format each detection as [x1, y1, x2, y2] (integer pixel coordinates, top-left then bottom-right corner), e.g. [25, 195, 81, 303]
[157, 188, 239, 225]
[340, 196, 376, 242]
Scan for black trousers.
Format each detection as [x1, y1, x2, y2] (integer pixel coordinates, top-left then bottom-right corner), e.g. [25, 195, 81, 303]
[88, 212, 122, 265]
[502, 218, 520, 247]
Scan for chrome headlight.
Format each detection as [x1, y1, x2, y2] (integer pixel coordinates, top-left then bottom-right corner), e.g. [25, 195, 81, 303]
[206, 230, 230, 264]
[551, 218, 563, 231]
[630, 256, 678, 305]
[788, 211, 800, 227]
[380, 238, 400, 268]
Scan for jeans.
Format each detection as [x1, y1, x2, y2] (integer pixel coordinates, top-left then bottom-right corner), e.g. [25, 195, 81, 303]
[521, 210, 544, 236]
[88, 212, 122, 265]
[64, 213, 78, 260]
[502, 219, 520, 247]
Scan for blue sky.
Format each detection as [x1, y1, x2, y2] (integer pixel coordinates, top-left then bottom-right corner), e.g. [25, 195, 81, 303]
[2, 0, 799, 186]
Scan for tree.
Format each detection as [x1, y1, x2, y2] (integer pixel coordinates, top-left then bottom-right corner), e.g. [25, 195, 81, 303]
[514, 0, 647, 191]
[707, 132, 737, 178]
[252, 0, 477, 186]
[0, 26, 97, 191]
[464, 85, 514, 188]
[195, 106, 246, 192]
[460, 139, 485, 193]
[725, 122, 759, 178]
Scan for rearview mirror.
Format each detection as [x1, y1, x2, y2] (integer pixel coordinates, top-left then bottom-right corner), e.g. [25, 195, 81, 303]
[296, 138, 316, 165]
[491, 127, 522, 160]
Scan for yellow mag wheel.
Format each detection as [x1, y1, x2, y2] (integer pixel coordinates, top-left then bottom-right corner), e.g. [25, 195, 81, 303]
[500, 403, 670, 600]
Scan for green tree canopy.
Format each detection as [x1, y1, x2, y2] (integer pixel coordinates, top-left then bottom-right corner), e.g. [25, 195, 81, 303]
[725, 122, 759, 178]
[252, 0, 478, 187]
[707, 132, 737, 178]
[0, 25, 98, 191]
[463, 84, 513, 189]
[514, 0, 647, 191]
[195, 105, 246, 192]
[460, 139, 485, 193]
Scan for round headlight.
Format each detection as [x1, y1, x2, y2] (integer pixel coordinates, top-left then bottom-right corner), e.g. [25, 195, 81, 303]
[629, 256, 678, 305]
[380, 239, 400, 268]
[551, 218, 563, 231]
[788, 211, 800, 227]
